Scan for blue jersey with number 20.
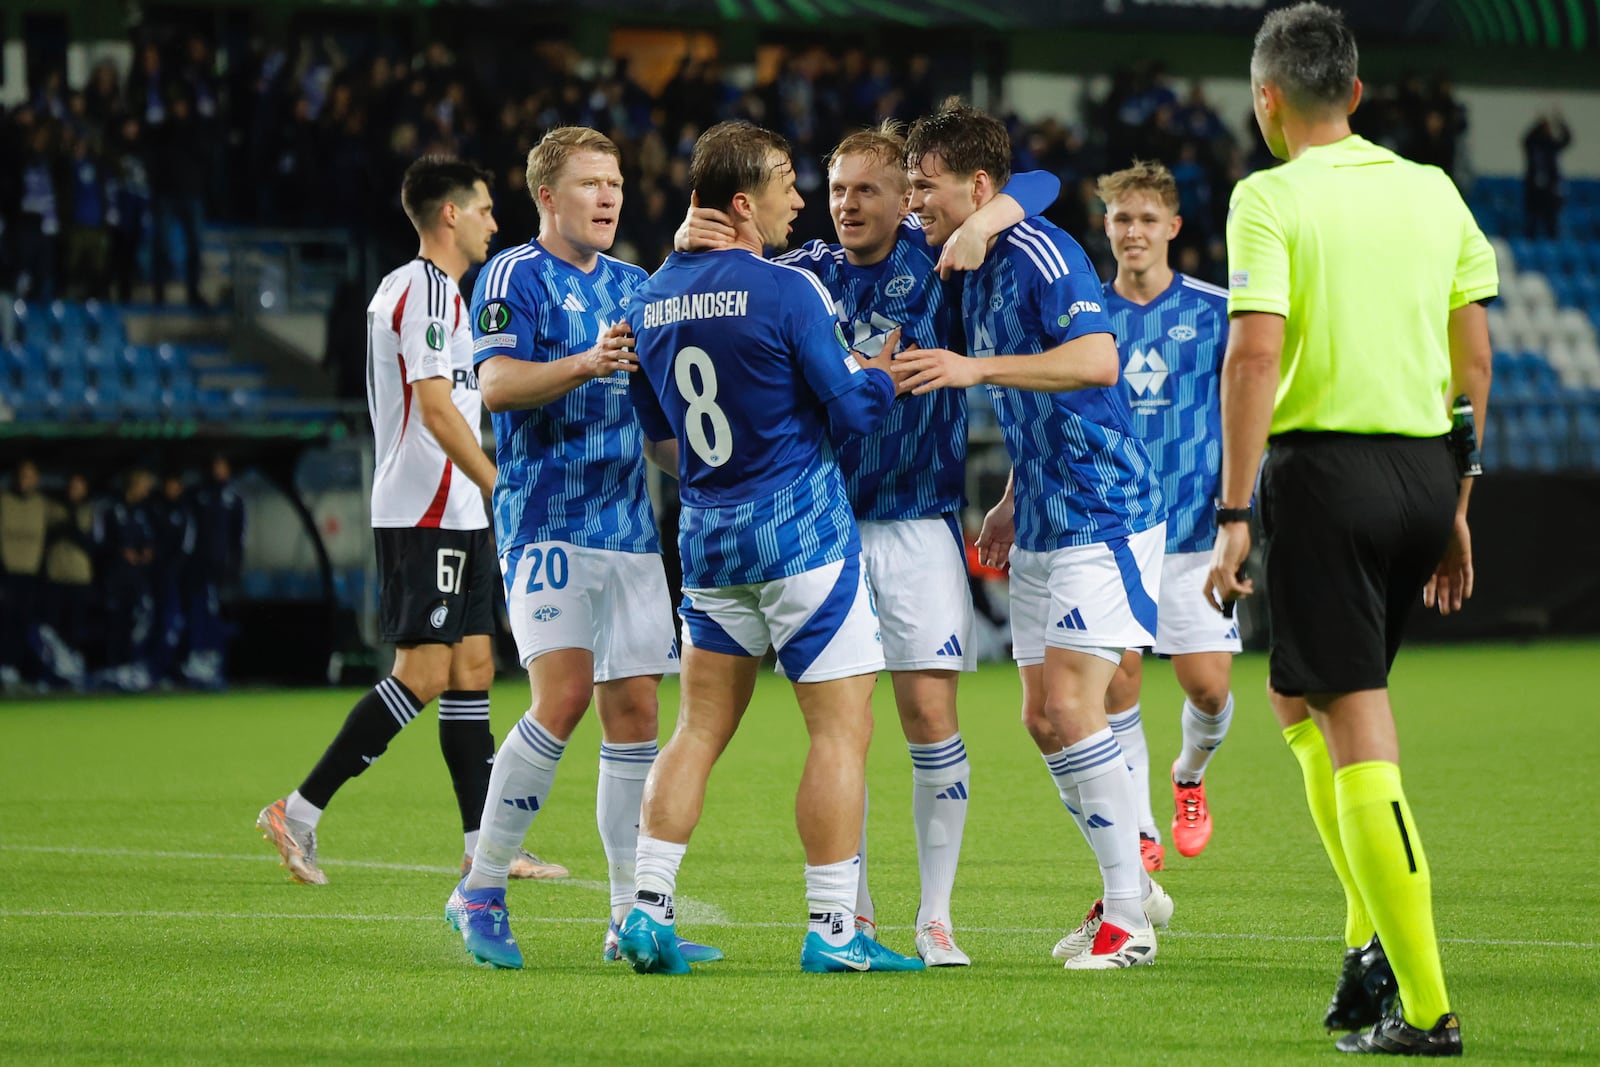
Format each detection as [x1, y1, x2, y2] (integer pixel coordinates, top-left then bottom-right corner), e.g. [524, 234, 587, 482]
[627, 249, 895, 588]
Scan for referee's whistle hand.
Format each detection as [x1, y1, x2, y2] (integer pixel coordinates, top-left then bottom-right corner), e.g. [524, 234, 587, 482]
[1205, 526, 1254, 614]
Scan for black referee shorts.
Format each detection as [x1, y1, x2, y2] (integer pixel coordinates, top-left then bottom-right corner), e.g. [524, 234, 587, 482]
[374, 526, 500, 646]
[1260, 432, 1457, 696]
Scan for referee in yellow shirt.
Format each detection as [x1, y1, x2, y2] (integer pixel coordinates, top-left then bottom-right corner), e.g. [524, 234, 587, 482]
[1205, 3, 1495, 1057]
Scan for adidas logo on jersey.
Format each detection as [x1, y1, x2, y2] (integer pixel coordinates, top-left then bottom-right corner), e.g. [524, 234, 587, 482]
[934, 782, 969, 801]
[561, 293, 586, 312]
[1225, 626, 1239, 640]
[666, 644, 679, 661]
[1055, 608, 1088, 631]
[934, 634, 964, 658]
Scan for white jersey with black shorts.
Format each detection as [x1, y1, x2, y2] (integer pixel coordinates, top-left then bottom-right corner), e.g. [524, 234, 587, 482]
[365, 258, 497, 646]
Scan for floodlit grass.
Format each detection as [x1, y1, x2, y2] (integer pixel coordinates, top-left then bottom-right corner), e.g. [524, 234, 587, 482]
[2, 642, 1597, 1064]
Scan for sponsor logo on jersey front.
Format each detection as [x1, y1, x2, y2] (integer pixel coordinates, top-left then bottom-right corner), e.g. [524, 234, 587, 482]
[1125, 346, 1170, 410]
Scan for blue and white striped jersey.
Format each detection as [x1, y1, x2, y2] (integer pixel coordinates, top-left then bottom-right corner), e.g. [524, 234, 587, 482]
[626, 249, 895, 588]
[963, 218, 1164, 550]
[770, 172, 1061, 522]
[1102, 273, 1229, 554]
[774, 216, 963, 521]
[469, 240, 659, 558]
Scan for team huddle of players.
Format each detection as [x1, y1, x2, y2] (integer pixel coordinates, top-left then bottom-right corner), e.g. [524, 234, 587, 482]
[261, 101, 1238, 977]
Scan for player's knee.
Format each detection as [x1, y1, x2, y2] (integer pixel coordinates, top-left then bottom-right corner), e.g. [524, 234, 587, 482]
[1020, 702, 1056, 747]
[1185, 683, 1231, 715]
[394, 663, 449, 705]
[532, 675, 595, 735]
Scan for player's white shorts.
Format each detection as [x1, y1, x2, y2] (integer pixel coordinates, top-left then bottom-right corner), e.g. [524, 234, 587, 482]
[1149, 550, 1243, 656]
[860, 516, 976, 672]
[502, 542, 679, 682]
[1009, 523, 1165, 667]
[679, 554, 885, 683]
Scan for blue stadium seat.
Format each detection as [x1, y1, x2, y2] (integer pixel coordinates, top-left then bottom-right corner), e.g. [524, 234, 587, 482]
[92, 304, 128, 351]
[162, 378, 198, 419]
[83, 345, 117, 374]
[14, 373, 51, 416]
[122, 376, 163, 417]
[156, 344, 189, 376]
[57, 302, 93, 351]
[18, 302, 58, 346]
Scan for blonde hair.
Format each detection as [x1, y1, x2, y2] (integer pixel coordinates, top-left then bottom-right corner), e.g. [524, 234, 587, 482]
[525, 127, 622, 207]
[1096, 159, 1180, 213]
[827, 121, 908, 191]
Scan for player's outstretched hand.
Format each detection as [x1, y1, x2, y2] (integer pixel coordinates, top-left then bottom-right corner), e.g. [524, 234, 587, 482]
[1423, 512, 1473, 616]
[893, 348, 981, 395]
[976, 498, 1015, 571]
[674, 192, 737, 253]
[576, 321, 639, 379]
[1204, 522, 1254, 614]
[852, 326, 902, 384]
[936, 220, 996, 279]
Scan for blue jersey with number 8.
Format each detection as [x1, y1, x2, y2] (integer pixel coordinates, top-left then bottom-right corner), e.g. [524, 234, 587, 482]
[628, 248, 894, 587]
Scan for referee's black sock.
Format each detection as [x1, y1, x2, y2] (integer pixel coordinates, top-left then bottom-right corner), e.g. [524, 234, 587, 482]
[438, 690, 494, 837]
[297, 676, 425, 809]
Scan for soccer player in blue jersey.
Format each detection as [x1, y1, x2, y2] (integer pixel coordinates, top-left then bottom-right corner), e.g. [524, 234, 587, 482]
[897, 101, 1172, 970]
[614, 120, 922, 976]
[1097, 161, 1237, 871]
[681, 123, 1060, 966]
[444, 127, 719, 970]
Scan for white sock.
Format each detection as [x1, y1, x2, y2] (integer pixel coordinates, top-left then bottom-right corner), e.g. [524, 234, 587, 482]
[1048, 747, 1152, 900]
[1173, 694, 1234, 785]
[465, 715, 566, 891]
[463, 829, 479, 857]
[598, 739, 657, 923]
[853, 786, 874, 925]
[1062, 728, 1146, 931]
[633, 834, 686, 924]
[806, 856, 861, 947]
[908, 733, 969, 927]
[1107, 703, 1158, 841]
[285, 790, 322, 829]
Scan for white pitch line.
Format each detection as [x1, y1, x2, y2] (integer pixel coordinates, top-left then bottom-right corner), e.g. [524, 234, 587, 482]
[2, 845, 1592, 950]
[0, 842, 729, 926]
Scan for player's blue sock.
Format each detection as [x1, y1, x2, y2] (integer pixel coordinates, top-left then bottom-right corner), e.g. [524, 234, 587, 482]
[1107, 703, 1158, 840]
[1061, 728, 1145, 931]
[465, 714, 566, 891]
[1174, 694, 1233, 785]
[599, 739, 657, 923]
[908, 733, 969, 926]
[805, 855, 860, 948]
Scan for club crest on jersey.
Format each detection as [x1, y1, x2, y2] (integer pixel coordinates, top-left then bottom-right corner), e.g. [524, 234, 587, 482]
[430, 605, 449, 628]
[478, 301, 511, 333]
[1168, 324, 1197, 342]
[532, 605, 561, 622]
[883, 274, 915, 299]
[425, 322, 445, 350]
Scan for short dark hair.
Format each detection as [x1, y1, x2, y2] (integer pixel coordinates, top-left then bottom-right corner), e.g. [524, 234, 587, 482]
[904, 98, 1011, 188]
[400, 155, 491, 230]
[689, 121, 792, 214]
[1251, 2, 1359, 111]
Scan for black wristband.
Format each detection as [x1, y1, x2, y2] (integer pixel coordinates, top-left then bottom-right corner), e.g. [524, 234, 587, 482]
[1214, 501, 1253, 525]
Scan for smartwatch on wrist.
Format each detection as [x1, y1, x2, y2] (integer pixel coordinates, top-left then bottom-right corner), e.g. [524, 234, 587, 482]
[1214, 500, 1253, 525]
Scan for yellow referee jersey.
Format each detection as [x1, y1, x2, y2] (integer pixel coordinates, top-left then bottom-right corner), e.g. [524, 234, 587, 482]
[1226, 135, 1499, 437]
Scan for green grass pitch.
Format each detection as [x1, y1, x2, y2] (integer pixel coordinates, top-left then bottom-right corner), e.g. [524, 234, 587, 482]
[2, 642, 1597, 1065]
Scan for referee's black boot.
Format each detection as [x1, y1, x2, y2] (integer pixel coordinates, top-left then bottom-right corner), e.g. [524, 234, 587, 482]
[1325, 935, 1398, 1032]
[1335, 1007, 1463, 1056]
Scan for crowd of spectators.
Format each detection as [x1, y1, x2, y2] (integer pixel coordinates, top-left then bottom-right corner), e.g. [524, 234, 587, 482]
[0, 26, 1485, 308]
[0, 453, 244, 692]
